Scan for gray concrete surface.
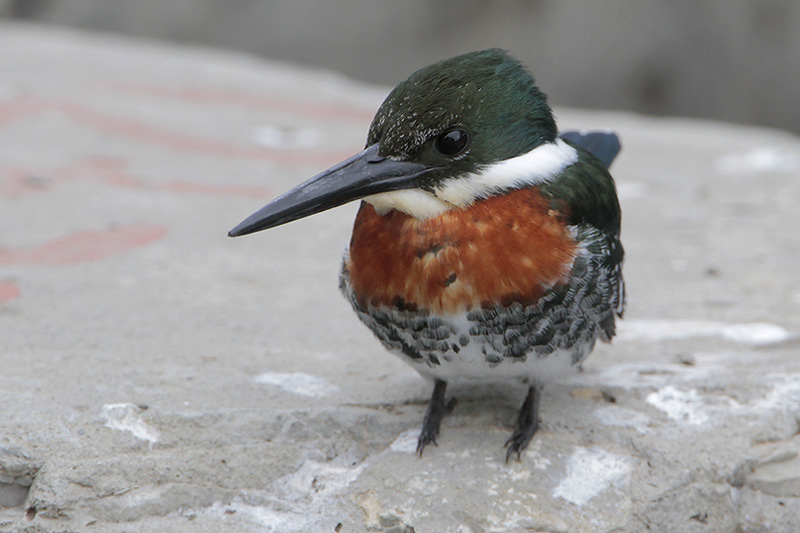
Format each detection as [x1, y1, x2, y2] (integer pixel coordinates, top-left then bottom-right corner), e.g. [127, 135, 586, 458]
[1, 21, 800, 533]
[3, 1, 800, 135]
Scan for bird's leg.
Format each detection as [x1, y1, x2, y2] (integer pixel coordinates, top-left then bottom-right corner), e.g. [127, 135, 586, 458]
[504, 384, 543, 462]
[416, 379, 457, 456]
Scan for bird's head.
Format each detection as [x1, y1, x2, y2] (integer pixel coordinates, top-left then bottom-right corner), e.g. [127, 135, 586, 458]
[229, 48, 574, 237]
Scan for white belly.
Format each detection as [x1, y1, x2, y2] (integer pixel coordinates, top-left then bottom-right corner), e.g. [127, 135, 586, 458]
[402, 343, 581, 384]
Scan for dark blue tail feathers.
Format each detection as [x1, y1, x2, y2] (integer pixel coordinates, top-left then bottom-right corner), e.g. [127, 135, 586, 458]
[560, 131, 621, 169]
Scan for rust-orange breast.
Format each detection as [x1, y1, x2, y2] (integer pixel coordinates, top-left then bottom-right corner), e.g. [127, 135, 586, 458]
[345, 188, 578, 315]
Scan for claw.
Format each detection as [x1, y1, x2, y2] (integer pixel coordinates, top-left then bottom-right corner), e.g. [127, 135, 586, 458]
[415, 380, 455, 457]
[504, 385, 542, 463]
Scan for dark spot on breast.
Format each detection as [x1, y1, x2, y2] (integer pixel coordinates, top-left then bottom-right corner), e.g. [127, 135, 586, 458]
[451, 343, 460, 353]
[458, 334, 470, 347]
[391, 296, 418, 312]
[499, 292, 524, 307]
[416, 242, 445, 258]
[444, 273, 457, 287]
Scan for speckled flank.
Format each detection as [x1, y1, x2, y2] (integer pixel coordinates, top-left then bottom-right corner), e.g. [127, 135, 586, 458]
[340, 275, 606, 382]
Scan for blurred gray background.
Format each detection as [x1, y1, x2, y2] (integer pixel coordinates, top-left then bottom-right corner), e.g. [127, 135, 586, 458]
[2, 0, 798, 134]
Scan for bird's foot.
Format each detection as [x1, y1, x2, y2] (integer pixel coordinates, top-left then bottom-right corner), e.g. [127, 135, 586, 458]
[504, 417, 539, 462]
[504, 385, 543, 463]
[416, 380, 457, 457]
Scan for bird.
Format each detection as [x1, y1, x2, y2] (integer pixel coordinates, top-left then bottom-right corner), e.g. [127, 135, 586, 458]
[229, 49, 624, 461]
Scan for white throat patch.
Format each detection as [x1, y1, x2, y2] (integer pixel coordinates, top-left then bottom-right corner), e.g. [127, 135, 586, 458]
[364, 188, 452, 218]
[364, 138, 578, 219]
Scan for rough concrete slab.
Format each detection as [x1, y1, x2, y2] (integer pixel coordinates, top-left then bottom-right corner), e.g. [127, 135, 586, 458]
[1, 21, 800, 532]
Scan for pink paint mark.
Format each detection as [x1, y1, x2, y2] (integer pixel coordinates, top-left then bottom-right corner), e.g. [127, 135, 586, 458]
[0, 224, 168, 266]
[0, 97, 354, 166]
[0, 280, 21, 303]
[0, 99, 38, 127]
[107, 83, 376, 122]
[1, 156, 274, 199]
[0, 99, 47, 129]
[86, 156, 275, 198]
[0, 165, 44, 198]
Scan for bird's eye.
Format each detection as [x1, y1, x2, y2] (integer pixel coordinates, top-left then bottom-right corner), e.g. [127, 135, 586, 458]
[435, 128, 469, 156]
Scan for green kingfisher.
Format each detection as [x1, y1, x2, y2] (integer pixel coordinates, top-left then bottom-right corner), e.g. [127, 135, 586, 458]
[229, 49, 625, 461]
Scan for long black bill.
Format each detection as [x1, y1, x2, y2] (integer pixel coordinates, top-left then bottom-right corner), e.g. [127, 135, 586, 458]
[229, 144, 434, 237]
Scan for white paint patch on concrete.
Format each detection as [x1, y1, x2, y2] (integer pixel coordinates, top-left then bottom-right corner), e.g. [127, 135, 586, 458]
[715, 147, 800, 175]
[646, 386, 709, 425]
[523, 439, 552, 470]
[747, 376, 800, 412]
[390, 429, 420, 454]
[644, 377, 800, 428]
[530, 455, 552, 471]
[618, 319, 792, 346]
[406, 474, 440, 496]
[721, 323, 792, 346]
[200, 459, 364, 532]
[553, 446, 630, 506]
[101, 403, 160, 444]
[594, 405, 651, 434]
[509, 468, 532, 483]
[278, 459, 364, 499]
[230, 504, 306, 532]
[254, 372, 340, 397]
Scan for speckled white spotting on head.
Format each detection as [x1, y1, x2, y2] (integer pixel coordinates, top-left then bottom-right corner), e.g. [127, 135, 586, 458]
[254, 372, 340, 397]
[617, 319, 792, 347]
[101, 403, 160, 444]
[364, 139, 579, 219]
[553, 446, 631, 506]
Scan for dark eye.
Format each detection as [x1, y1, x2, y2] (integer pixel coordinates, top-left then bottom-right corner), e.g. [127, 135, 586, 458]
[435, 128, 469, 156]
